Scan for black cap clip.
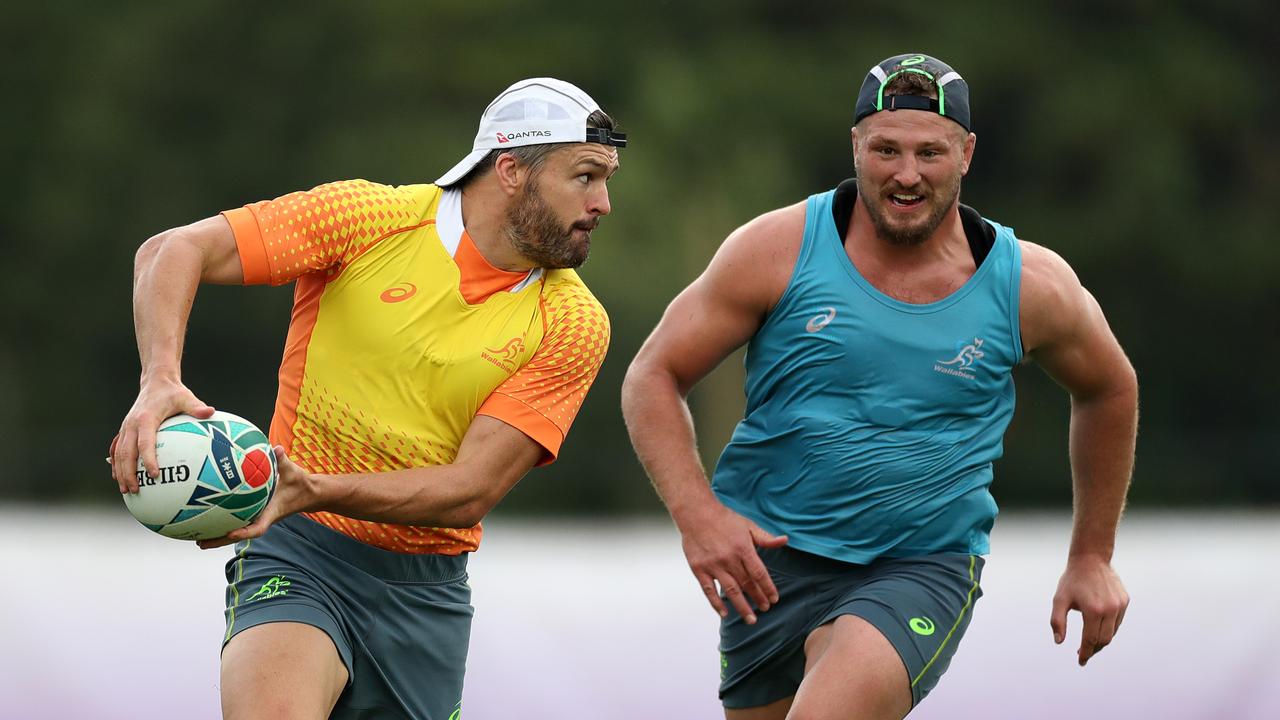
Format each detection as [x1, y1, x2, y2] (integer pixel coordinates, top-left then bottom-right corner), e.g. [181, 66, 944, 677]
[584, 127, 627, 148]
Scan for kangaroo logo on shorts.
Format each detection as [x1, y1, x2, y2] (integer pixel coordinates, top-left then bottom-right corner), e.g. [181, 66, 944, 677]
[246, 575, 292, 602]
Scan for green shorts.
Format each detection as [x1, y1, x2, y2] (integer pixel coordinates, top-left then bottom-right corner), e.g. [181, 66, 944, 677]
[719, 547, 983, 710]
[223, 515, 472, 720]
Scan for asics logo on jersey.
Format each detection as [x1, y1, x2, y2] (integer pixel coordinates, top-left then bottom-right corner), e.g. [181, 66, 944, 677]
[805, 307, 837, 333]
[482, 337, 526, 371]
[246, 575, 292, 602]
[934, 338, 984, 380]
[380, 283, 418, 303]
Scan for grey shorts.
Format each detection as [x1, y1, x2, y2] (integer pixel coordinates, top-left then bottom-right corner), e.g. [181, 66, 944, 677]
[719, 547, 983, 710]
[223, 515, 472, 720]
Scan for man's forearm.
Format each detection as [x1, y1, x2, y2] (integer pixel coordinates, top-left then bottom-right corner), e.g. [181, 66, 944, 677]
[295, 416, 543, 529]
[621, 368, 721, 527]
[1066, 384, 1139, 560]
[133, 231, 204, 382]
[310, 464, 492, 529]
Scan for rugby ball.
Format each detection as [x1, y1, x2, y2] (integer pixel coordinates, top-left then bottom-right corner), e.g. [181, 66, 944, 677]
[123, 411, 277, 540]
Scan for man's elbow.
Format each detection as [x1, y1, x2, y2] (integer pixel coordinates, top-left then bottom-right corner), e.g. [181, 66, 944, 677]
[135, 230, 172, 271]
[433, 491, 504, 529]
[621, 352, 669, 414]
[620, 360, 646, 412]
[1113, 359, 1139, 407]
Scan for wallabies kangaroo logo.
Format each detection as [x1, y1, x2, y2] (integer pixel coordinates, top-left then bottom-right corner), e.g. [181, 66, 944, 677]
[938, 338, 985, 369]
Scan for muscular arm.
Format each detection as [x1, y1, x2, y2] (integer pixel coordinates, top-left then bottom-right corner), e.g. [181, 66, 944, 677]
[198, 415, 544, 548]
[111, 216, 245, 491]
[1020, 241, 1139, 666]
[621, 203, 803, 622]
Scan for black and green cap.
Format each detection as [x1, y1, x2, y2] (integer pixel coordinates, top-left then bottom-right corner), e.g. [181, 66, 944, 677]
[854, 53, 971, 131]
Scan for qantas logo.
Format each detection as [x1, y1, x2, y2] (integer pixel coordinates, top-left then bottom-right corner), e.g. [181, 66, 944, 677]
[380, 283, 417, 303]
[481, 337, 526, 371]
[496, 130, 553, 143]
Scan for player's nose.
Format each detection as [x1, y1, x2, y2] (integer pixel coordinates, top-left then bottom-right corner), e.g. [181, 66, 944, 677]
[587, 183, 611, 217]
[893, 157, 922, 188]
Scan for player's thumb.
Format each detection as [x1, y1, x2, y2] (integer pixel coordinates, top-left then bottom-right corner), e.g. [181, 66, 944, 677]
[750, 525, 788, 549]
[184, 397, 216, 419]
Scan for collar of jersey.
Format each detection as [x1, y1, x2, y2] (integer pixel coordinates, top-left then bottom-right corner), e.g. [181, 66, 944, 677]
[438, 188, 543, 304]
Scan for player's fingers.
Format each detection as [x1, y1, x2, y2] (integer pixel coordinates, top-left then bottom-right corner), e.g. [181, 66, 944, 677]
[736, 561, 771, 614]
[719, 578, 757, 625]
[108, 433, 124, 492]
[231, 517, 270, 542]
[694, 571, 728, 618]
[749, 526, 789, 550]
[741, 554, 778, 609]
[138, 421, 160, 481]
[1049, 594, 1069, 644]
[1078, 610, 1104, 666]
[198, 516, 267, 550]
[196, 534, 235, 550]
[1095, 589, 1130, 654]
[1114, 594, 1129, 634]
[113, 427, 137, 493]
[1095, 610, 1119, 656]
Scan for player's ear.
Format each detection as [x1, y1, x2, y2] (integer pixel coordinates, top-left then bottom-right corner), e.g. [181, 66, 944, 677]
[961, 131, 976, 175]
[493, 152, 525, 197]
[850, 126, 861, 175]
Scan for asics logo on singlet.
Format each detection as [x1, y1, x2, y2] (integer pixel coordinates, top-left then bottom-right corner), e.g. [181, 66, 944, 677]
[482, 337, 526, 371]
[380, 282, 418, 303]
[805, 307, 837, 333]
[934, 338, 984, 380]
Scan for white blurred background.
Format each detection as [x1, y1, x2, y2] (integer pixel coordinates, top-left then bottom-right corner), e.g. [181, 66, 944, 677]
[2, 507, 1276, 720]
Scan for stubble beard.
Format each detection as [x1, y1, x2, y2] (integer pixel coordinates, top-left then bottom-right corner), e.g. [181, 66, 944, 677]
[855, 167, 963, 247]
[504, 178, 592, 269]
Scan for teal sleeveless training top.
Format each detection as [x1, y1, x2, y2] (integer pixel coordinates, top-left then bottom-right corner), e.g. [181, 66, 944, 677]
[710, 187, 1023, 563]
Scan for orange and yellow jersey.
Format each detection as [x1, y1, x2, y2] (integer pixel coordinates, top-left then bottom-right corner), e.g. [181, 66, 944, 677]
[220, 179, 609, 555]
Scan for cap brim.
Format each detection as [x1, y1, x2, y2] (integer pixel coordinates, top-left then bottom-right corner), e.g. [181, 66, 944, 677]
[434, 148, 490, 187]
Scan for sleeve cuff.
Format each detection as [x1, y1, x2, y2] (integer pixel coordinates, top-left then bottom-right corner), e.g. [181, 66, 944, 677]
[476, 392, 564, 466]
[220, 207, 271, 285]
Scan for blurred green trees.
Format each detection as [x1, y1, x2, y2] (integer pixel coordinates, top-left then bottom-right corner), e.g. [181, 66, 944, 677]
[3, 0, 1276, 511]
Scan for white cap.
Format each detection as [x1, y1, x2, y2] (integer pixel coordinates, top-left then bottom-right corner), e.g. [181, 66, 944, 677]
[434, 77, 624, 187]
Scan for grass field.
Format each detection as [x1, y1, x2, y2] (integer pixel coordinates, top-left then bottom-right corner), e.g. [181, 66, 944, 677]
[2, 506, 1276, 719]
